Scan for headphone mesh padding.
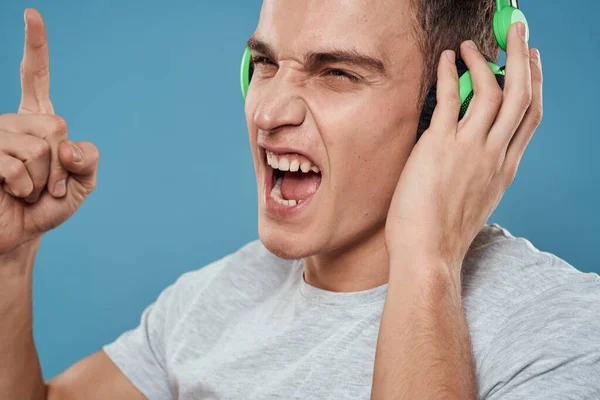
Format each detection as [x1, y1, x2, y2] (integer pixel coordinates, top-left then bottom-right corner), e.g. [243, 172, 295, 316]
[416, 55, 505, 142]
[459, 91, 474, 120]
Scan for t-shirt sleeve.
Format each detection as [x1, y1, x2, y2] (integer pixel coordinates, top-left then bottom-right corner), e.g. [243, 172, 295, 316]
[102, 258, 227, 400]
[102, 281, 178, 400]
[478, 277, 600, 400]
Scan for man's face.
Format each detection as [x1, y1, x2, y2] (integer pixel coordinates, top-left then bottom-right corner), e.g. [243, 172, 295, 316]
[246, 0, 425, 259]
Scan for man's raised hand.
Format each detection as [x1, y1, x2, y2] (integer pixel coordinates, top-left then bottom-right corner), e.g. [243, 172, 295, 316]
[0, 9, 99, 255]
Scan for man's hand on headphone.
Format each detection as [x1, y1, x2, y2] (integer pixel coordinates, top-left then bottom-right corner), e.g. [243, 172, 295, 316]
[0, 9, 99, 256]
[384, 21, 543, 276]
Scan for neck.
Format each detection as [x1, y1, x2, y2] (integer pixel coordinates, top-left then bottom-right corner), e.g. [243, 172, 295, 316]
[302, 225, 390, 292]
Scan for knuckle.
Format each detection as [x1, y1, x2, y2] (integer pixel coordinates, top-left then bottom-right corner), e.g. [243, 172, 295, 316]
[49, 115, 68, 137]
[530, 104, 544, 126]
[484, 146, 504, 173]
[88, 144, 100, 164]
[520, 89, 533, 109]
[508, 87, 532, 111]
[22, 183, 34, 197]
[483, 85, 503, 107]
[5, 160, 27, 181]
[446, 96, 462, 112]
[492, 155, 504, 175]
[30, 140, 51, 159]
[504, 161, 520, 187]
[34, 66, 50, 81]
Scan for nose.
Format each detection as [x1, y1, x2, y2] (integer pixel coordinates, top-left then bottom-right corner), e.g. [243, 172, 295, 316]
[252, 72, 306, 132]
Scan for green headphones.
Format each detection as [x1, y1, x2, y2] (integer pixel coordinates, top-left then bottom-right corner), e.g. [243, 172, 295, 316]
[239, 0, 528, 135]
[452, 0, 529, 114]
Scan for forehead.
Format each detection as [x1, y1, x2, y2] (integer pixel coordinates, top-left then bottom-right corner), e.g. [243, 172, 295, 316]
[256, 0, 415, 60]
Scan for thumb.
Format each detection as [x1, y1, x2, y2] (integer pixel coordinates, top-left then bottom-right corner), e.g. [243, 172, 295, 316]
[58, 140, 100, 191]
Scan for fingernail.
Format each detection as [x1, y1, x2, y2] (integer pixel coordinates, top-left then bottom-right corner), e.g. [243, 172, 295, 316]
[70, 143, 82, 162]
[531, 49, 541, 65]
[445, 50, 455, 62]
[517, 22, 528, 41]
[464, 40, 478, 50]
[54, 179, 66, 197]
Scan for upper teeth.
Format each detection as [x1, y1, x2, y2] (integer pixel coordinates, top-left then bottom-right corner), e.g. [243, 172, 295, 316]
[266, 151, 320, 173]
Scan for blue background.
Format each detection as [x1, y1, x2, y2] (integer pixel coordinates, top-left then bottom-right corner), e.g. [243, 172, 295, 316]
[0, 0, 598, 379]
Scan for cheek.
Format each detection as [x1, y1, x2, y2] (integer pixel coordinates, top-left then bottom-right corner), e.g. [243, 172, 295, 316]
[315, 92, 418, 225]
[321, 94, 417, 184]
[245, 97, 261, 171]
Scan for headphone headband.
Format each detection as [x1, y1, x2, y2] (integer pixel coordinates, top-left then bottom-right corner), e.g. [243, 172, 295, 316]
[496, 0, 520, 11]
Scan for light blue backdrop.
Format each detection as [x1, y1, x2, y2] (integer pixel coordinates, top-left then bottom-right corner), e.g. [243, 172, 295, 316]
[0, 0, 598, 379]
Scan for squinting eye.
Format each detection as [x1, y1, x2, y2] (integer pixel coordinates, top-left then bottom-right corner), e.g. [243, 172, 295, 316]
[251, 56, 275, 65]
[326, 69, 360, 82]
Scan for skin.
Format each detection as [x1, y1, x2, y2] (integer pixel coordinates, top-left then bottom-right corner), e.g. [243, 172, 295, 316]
[0, 1, 543, 398]
[248, 3, 542, 397]
[248, 0, 423, 292]
[0, 9, 142, 400]
[373, 26, 542, 397]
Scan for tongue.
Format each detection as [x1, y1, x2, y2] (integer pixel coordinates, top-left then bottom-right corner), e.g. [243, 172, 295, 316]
[280, 171, 321, 201]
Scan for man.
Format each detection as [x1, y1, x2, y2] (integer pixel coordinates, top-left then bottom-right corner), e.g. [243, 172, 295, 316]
[0, 1, 598, 399]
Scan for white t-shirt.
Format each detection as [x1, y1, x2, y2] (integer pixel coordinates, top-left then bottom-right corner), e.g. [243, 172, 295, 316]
[103, 224, 600, 399]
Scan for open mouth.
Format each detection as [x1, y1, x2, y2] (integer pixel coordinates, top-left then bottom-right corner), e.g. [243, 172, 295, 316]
[265, 150, 322, 208]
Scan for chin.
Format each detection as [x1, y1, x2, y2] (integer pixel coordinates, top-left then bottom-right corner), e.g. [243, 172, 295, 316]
[258, 218, 321, 260]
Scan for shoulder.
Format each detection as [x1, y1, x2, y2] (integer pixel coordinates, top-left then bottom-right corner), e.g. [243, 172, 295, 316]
[463, 223, 599, 306]
[462, 224, 600, 355]
[463, 224, 599, 296]
[464, 225, 600, 398]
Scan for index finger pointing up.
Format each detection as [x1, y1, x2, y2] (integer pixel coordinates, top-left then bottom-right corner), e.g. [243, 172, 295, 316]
[19, 8, 54, 115]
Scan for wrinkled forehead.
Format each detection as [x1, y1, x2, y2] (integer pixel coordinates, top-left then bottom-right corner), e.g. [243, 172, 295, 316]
[256, 0, 416, 63]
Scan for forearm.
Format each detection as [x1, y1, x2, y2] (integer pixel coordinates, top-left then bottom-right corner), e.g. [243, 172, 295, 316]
[0, 239, 47, 400]
[371, 256, 477, 400]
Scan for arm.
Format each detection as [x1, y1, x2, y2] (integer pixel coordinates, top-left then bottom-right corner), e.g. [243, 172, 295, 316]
[370, 257, 477, 399]
[47, 352, 145, 400]
[0, 8, 145, 399]
[373, 20, 543, 400]
[0, 242, 145, 400]
[0, 241, 45, 400]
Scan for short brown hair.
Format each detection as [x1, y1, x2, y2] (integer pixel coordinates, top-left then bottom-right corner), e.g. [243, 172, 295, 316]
[411, 0, 500, 106]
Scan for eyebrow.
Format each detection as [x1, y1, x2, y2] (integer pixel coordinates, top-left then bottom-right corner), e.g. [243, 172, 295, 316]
[246, 36, 387, 76]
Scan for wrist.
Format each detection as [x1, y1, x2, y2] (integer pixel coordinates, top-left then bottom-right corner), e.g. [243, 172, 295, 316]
[389, 252, 462, 293]
[0, 238, 40, 279]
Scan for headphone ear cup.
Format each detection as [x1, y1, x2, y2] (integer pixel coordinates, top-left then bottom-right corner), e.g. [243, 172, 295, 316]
[459, 67, 506, 120]
[493, 7, 529, 51]
[416, 57, 470, 142]
[240, 47, 253, 101]
[416, 84, 437, 142]
[416, 56, 505, 142]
